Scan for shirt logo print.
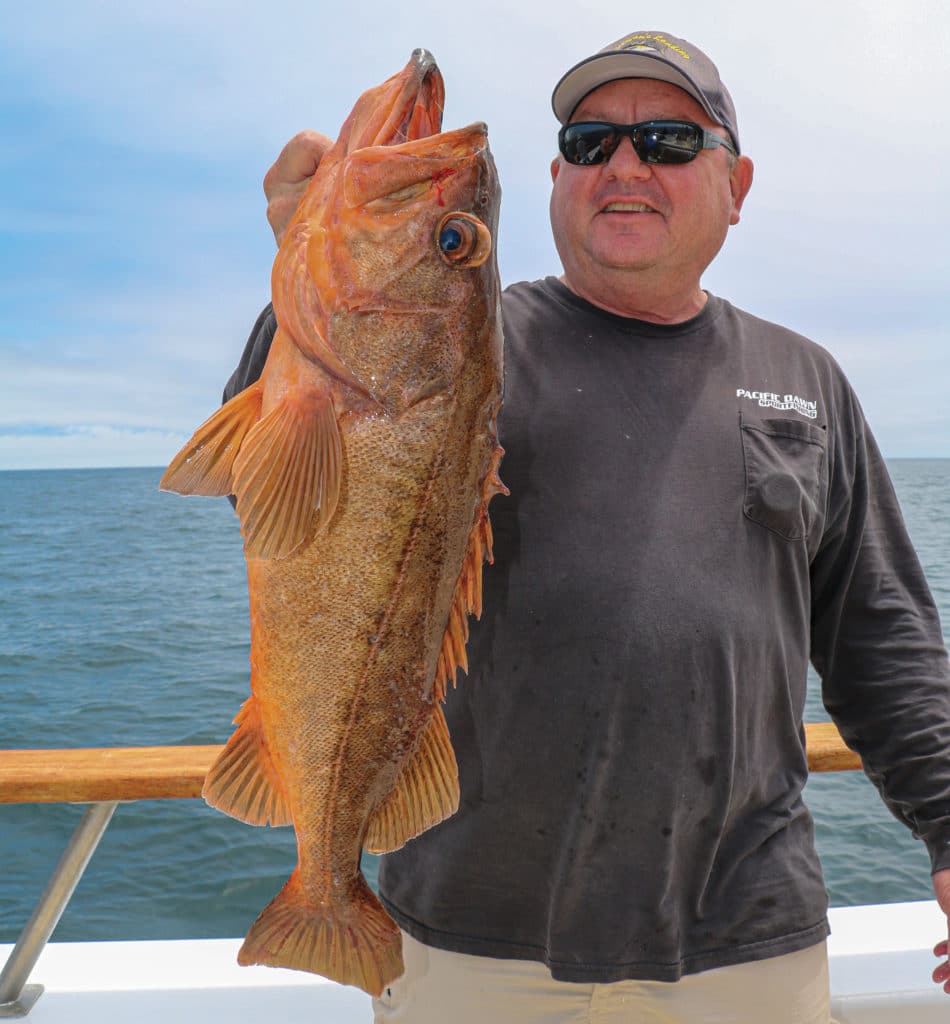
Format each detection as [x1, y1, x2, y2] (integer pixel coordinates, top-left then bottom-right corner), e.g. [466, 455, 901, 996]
[736, 388, 818, 420]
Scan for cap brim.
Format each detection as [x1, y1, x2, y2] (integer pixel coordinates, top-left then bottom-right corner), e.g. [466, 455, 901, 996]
[552, 52, 719, 127]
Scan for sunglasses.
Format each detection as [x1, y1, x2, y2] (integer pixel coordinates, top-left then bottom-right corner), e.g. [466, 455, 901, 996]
[558, 119, 737, 166]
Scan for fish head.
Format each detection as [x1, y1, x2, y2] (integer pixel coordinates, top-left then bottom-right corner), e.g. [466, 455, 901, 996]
[332, 118, 502, 408]
[276, 52, 502, 409]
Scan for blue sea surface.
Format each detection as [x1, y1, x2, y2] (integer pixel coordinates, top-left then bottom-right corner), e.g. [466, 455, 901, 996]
[1, 461, 948, 943]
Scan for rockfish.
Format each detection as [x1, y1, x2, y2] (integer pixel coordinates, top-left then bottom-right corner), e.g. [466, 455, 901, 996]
[160, 50, 504, 995]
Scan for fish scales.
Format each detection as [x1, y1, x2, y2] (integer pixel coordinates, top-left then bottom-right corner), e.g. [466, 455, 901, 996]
[160, 49, 503, 995]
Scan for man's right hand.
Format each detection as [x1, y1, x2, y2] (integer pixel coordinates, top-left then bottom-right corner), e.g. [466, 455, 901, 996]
[263, 130, 333, 245]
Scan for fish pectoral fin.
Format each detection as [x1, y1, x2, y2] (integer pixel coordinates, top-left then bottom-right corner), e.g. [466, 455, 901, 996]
[363, 705, 459, 854]
[202, 696, 292, 826]
[232, 383, 343, 560]
[159, 384, 264, 496]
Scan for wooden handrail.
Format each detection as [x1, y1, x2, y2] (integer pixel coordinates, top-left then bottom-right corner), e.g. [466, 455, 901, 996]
[0, 723, 861, 805]
[0, 745, 221, 804]
[805, 722, 862, 773]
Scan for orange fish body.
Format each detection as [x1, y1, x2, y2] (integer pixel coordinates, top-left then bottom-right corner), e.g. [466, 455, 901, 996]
[160, 50, 503, 995]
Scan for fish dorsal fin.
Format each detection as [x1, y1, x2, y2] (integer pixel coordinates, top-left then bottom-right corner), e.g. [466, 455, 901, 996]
[363, 704, 459, 854]
[433, 445, 507, 702]
[232, 384, 343, 560]
[159, 384, 264, 497]
[202, 695, 292, 827]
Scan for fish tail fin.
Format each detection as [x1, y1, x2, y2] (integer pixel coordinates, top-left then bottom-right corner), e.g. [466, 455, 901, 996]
[160, 384, 264, 496]
[238, 869, 403, 996]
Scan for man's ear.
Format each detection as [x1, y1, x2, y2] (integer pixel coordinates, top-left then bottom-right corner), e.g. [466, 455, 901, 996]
[728, 155, 754, 226]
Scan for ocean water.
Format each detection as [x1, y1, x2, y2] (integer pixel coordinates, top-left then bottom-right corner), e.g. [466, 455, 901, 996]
[0, 461, 948, 944]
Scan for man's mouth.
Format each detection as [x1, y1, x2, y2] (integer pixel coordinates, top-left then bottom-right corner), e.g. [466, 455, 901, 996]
[602, 201, 659, 213]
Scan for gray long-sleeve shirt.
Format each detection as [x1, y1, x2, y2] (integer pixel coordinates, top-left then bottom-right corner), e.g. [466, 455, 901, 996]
[227, 279, 950, 982]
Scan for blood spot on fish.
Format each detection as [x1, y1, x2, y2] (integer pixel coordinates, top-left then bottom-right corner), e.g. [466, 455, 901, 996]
[431, 167, 457, 207]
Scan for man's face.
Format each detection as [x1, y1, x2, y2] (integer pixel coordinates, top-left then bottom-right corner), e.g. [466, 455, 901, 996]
[549, 77, 752, 301]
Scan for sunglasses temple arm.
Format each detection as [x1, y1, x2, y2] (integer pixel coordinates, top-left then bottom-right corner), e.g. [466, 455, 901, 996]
[703, 129, 737, 156]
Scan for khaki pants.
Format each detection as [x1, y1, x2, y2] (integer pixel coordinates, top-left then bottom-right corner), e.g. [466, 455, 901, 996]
[374, 931, 836, 1024]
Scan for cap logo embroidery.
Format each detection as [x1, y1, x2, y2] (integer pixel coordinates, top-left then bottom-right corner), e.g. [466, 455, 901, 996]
[616, 33, 692, 61]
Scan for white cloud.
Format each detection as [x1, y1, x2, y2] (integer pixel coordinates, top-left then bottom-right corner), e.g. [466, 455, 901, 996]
[0, 425, 186, 471]
[2, 0, 948, 467]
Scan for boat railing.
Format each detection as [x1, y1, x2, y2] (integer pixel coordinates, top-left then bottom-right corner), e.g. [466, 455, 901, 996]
[0, 726, 861, 1017]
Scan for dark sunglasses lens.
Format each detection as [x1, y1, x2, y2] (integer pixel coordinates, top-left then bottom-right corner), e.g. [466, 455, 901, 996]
[561, 122, 706, 166]
[639, 123, 702, 164]
[561, 124, 619, 165]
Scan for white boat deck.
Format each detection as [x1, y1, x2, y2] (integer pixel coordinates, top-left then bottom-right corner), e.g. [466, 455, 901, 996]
[2, 901, 948, 1022]
[0, 936, 372, 1023]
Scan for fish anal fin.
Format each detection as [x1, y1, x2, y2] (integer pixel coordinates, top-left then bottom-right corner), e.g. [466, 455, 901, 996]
[202, 695, 292, 827]
[238, 869, 402, 996]
[363, 705, 459, 854]
[159, 384, 263, 497]
[232, 383, 343, 560]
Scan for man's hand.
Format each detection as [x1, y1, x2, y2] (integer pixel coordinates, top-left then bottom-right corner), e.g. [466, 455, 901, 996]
[931, 868, 950, 992]
[263, 130, 332, 245]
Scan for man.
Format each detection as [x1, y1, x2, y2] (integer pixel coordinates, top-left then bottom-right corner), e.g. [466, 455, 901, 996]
[226, 32, 950, 1022]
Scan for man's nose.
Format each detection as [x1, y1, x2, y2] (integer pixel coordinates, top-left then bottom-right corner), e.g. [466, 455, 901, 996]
[607, 135, 652, 179]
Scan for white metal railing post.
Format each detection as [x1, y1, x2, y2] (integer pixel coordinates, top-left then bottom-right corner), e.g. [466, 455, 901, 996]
[0, 801, 118, 1017]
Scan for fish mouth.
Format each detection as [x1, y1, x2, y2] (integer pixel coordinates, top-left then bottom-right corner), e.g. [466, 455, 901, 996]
[394, 49, 444, 143]
[353, 49, 445, 151]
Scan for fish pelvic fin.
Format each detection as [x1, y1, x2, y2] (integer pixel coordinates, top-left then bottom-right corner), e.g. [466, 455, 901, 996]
[232, 382, 343, 560]
[363, 704, 459, 855]
[433, 444, 507, 701]
[202, 696, 292, 826]
[159, 384, 264, 496]
[238, 869, 403, 996]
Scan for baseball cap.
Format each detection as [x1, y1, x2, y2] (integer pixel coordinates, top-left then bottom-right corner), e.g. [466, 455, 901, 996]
[551, 31, 741, 154]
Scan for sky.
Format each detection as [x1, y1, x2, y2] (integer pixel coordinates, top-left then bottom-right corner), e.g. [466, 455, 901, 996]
[1, 0, 948, 470]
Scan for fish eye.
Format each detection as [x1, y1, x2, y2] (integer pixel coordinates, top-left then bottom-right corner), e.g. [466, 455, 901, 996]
[436, 213, 491, 268]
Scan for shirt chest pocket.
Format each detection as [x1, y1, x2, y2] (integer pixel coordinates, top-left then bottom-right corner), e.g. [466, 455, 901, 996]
[740, 414, 827, 542]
